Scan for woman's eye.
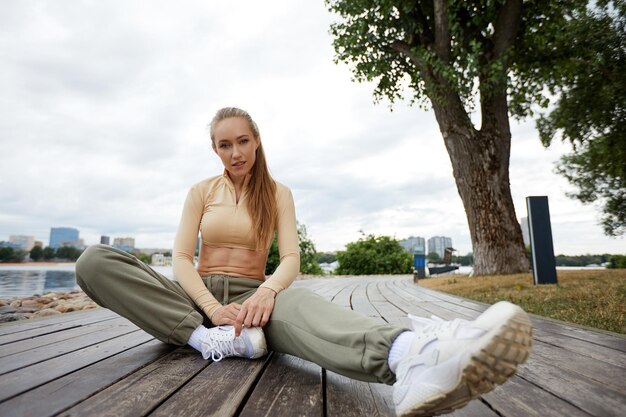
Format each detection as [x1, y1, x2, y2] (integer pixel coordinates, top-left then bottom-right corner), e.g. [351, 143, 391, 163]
[219, 143, 230, 149]
[240, 138, 249, 144]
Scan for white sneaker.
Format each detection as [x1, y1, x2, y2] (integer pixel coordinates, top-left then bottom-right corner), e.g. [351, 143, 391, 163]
[200, 325, 268, 361]
[393, 301, 533, 417]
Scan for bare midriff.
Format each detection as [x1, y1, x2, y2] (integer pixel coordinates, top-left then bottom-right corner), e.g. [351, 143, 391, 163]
[197, 245, 268, 280]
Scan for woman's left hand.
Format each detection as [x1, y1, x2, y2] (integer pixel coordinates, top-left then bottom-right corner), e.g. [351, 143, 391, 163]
[234, 287, 276, 336]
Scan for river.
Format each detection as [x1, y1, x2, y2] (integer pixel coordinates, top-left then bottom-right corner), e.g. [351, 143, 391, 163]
[0, 264, 174, 298]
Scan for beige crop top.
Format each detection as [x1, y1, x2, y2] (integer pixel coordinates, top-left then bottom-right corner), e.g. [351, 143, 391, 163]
[172, 172, 300, 320]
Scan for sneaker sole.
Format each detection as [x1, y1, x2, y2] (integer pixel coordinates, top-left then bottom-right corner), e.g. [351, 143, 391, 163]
[400, 304, 533, 417]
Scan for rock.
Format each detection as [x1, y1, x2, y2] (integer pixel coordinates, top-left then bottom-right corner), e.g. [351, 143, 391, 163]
[0, 313, 30, 323]
[21, 299, 40, 308]
[16, 307, 40, 314]
[82, 304, 98, 310]
[47, 301, 59, 308]
[0, 300, 7, 307]
[10, 300, 21, 308]
[55, 305, 76, 313]
[33, 308, 62, 318]
[0, 306, 17, 314]
[36, 297, 53, 305]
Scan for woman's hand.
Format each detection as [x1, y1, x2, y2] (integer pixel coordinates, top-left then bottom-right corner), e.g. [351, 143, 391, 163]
[210, 302, 242, 326]
[234, 287, 276, 336]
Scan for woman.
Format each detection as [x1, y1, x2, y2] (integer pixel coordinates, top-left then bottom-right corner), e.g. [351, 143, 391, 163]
[76, 107, 532, 417]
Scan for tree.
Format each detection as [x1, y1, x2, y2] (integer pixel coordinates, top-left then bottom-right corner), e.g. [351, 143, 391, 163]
[265, 223, 323, 275]
[56, 246, 83, 261]
[317, 252, 338, 264]
[427, 252, 441, 262]
[335, 234, 412, 275]
[537, 3, 625, 236]
[30, 246, 43, 261]
[42, 247, 56, 261]
[326, 0, 600, 275]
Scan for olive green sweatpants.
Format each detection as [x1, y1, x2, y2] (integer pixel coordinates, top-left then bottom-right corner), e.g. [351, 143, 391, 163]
[75, 244, 407, 384]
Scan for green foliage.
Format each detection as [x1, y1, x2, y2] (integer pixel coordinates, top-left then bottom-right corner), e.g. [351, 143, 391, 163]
[55, 246, 83, 261]
[608, 255, 626, 269]
[326, 0, 590, 115]
[427, 252, 441, 262]
[29, 246, 43, 261]
[0, 247, 26, 262]
[298, 224, 324, 275]
[554, 254, 612, 267]
[317, 252, 338, 264]
[42, 247, 56, 261]
[135, 253, 152, 265]
[537, 2, 625, 236]
[335, 234, 412, 275]
[451, 252, 474, 266]
[265, 222, 323, 275]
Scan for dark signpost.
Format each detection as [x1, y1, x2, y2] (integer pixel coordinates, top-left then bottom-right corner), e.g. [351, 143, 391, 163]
[526, 196, 558, 285]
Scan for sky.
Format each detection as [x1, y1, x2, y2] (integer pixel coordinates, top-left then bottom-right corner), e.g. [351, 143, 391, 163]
[0, 1, 623, 256]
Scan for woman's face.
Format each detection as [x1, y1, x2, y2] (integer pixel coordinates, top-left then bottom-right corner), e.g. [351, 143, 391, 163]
[212, 117, 259, 182]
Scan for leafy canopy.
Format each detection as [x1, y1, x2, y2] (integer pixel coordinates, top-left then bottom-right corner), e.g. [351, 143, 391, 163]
[537, 2, 625, 236]
[336, 233, 412, 275]
[326, 0, 589, 117]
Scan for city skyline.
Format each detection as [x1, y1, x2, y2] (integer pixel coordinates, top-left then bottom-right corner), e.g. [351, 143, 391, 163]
[1, 1, 624, 257]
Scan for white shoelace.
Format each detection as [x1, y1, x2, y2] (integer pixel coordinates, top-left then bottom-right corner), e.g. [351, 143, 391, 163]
[201, 328, 237, 362]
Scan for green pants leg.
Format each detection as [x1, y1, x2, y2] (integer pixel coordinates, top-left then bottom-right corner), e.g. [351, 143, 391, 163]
[76, 246, 406, 385]
[266, 287, 406, 385]
[75, 244, 205, 345]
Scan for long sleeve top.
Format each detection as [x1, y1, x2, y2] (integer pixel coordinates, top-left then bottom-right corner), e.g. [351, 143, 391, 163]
[172, 172, 300, 320]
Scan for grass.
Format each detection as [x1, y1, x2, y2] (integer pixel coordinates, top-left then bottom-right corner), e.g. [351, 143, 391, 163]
[418, 269, 626, 334]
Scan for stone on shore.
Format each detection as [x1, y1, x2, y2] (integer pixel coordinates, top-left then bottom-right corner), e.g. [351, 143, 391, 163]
[0, 291, 99, 324]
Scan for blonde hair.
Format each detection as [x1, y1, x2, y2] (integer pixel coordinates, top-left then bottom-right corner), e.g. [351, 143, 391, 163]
[209, 107, 277, 249]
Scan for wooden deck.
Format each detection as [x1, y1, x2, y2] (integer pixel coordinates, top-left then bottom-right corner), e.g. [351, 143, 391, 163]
[1, 275, 625, 417]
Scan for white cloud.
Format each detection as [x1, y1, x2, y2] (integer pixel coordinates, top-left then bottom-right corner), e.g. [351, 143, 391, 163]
[0, 0, 622, 256]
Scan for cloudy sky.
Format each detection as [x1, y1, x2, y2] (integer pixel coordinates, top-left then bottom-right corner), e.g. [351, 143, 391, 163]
[1, 1, 623, 256]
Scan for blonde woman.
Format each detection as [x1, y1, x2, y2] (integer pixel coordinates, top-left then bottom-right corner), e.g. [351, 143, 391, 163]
[76, 107, 532, 417]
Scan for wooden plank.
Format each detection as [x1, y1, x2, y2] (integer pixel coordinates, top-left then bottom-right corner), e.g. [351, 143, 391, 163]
[0, 317, 139, 374]
[0, 316, 133, 358]
[58, 347, 209, 417]
[0, 330, 153, 402]
[332, 281, 358, 308]
[517, 351, 626, 417]
[151, 354, 269, 417]
[0, 339, 173, 417]
[239, 354, 323, 417]
[350, 282, 382, 319]
[532, 340, 626, 394]
[326, 370, 388, 417]
[483, 376, 592, 417]
[0, 308, 116, 342]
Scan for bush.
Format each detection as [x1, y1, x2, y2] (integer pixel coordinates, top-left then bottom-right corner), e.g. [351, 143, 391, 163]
[335, 234, 412, 275]
[608, 255, 626, 269]
[265, 223, 323, 275]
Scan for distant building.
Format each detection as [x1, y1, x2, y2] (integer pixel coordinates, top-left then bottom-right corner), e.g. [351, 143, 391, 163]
[34, 240, 43, 248]
[113, 237, 135, 252]
[519, 217, 530, 247]
[9, 235, 35, 251]
[399, 236, 426, 254]
[100, 235, 111, 245]
[151, 253, 172, 266]
[49, 227, 80, 249]
[427, 236, 453, 259]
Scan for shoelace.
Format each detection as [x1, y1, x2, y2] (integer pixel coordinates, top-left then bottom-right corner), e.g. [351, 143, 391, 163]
[201, 330, 237, 362]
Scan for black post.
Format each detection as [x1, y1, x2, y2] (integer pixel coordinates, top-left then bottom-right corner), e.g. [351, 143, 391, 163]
[526, 196, 558, 285]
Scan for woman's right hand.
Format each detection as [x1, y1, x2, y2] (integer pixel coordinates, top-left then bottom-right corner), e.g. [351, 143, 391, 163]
[210, 302, 243, 326]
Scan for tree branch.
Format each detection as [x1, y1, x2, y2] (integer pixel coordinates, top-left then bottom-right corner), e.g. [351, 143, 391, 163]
[493, 0, 523, 59]
[433, 0, 451, 62]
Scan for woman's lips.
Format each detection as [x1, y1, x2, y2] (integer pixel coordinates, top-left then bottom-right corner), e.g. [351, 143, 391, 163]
[232, 161, 245, 168]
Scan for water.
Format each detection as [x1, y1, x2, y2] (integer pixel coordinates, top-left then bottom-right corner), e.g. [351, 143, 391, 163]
[0, 264, 174, 298]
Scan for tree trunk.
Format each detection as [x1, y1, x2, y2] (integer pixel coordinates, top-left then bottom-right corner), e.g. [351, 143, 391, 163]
[430, 94, 529, 276]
